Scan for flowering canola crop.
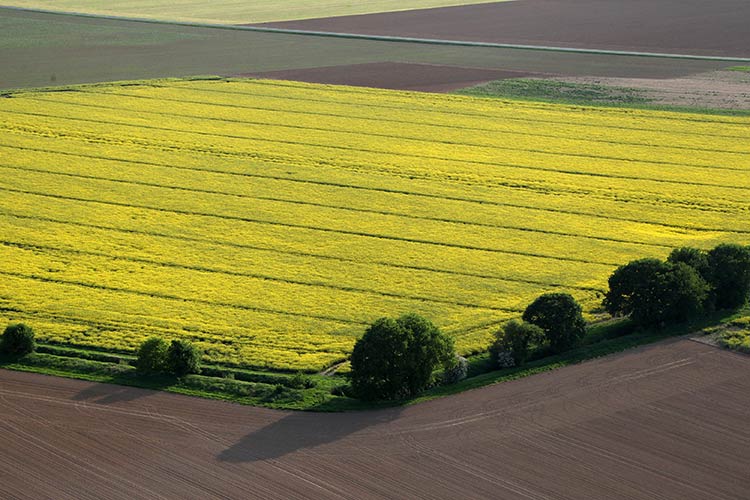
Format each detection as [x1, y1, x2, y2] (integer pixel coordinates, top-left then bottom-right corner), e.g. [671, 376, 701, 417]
[0, 78, 748, 371]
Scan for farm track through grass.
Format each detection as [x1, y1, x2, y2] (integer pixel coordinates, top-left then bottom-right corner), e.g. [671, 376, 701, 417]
[1, 78, 748, 371]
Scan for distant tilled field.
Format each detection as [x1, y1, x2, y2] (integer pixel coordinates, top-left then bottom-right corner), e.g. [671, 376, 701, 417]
[1, 78, 748, 371]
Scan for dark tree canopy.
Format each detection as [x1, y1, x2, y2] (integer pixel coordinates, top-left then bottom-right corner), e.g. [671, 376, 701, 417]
[667, 247, 709, 278]
[1, 323, 36, 356]
[707, 244, 750, 309]
[350, 313, 455, 401]
[136, 337, 169, 374]
[167, 339, 202, 377]
[491, 319, 543, 366]
[603, 258, 709, 327]
[522, 293, 586, 353]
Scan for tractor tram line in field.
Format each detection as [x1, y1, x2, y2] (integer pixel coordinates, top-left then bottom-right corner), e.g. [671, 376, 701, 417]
[1, 142, 747, 235]
[1, 78, 748, 371]
[21, 91, 750, 157]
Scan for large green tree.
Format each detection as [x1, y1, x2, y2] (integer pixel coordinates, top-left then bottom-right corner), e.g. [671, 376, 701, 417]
[136, 337, 169, 374]
[522, 293, 586, 353]
[604, 258, 709, 326]
[350, 313, 455, 401]
[167, 339, 202, 377]
[707, 244, 750, 309]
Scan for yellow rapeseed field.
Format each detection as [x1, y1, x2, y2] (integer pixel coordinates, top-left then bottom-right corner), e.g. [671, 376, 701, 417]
[0, 78, 748, 370]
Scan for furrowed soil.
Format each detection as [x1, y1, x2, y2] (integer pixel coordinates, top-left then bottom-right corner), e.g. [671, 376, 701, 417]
[260, 0, 750, 58]
[1, 339, 748, 499]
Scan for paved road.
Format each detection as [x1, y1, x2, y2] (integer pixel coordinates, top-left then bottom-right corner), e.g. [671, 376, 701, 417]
[1, 339, 748, 499]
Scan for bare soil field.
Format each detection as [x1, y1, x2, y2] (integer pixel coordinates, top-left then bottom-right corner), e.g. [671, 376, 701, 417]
[241, 62, 534, 91]
[2, 339, 748, 499]
[260, 0, 750, 58]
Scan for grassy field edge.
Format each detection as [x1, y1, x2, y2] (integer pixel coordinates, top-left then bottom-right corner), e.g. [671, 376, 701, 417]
[3, 308, 745, 411]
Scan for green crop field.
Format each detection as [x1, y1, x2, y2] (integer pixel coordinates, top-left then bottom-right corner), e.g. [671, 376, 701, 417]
[0, 0, 511, 24]
[1, 77, 748, 372]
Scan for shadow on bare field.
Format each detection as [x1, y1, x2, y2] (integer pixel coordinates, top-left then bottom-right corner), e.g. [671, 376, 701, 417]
[218, 407, 402, 462]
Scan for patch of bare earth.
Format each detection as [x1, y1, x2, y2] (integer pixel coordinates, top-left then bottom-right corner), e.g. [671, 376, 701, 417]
[1, 339, 749, 498]
[544, 70, 750, 110]
[239, 62, 535, 92]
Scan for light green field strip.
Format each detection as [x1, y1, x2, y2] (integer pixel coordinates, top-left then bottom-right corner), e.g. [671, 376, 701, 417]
[0, 0, 511, 24]
[1, 78, 748, 371]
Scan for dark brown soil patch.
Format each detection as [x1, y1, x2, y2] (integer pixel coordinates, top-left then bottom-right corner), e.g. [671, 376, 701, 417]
[257, 0, 750, 58]
[238, 62, 535, 91]
[2, 339, 749, 498]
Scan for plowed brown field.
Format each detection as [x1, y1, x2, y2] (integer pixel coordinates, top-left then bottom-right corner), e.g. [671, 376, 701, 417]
[2, 339, 748, 499]
[260, 0, 750, 58]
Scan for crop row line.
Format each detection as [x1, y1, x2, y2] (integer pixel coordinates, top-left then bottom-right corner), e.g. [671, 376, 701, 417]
[0, 163, 675, 250]
[0, 211, 606, 293]
[6, 123, 747, 217]
[2, 143, 745, 234]
[0, 269, 368, 326]
[32, 92, 750, 159]
[156, 81, 750, 136]
[0, 240, 520, 312]
[2, 109, 745, 185]
[0, 186, 622, 266]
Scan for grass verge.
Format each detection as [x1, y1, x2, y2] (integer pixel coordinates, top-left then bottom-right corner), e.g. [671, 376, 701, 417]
[3, 308, 746, 411]
[455, 78, 750, 117]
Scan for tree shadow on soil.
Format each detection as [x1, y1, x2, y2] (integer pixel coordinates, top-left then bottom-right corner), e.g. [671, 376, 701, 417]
[72, 378, 174, 405]
[218, 406, 402, 463]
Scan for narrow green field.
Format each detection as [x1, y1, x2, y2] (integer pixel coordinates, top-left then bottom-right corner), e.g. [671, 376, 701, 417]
[0, 0, 511, 23]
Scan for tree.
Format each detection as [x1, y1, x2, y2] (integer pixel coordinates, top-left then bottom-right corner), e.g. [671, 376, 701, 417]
[1, 323, 36, 356]
[603, 258, 709, 327]
[667, 247, 709, 278]
[522, 293, 586, 353]
[136, 337, 168, 374]
[707, 244, 750, 309]
[350, 313, 455, 400]
[166, 339, 201, 377]
[490, 320, 543, 366]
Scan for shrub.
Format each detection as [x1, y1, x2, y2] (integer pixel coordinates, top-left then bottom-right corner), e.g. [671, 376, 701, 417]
[442, 355, 468, 384]
[707, 244, 750, 309]
[288, 371, 316, 389]
[603, 258, 709, 327]
[522, 293, 586, 353]
[1, 323, 36, 356]
[135, 337, 168, 374]
[495, 351, 515, 369]
[490, 320, 543, 366]
[350, 313, 455, 401]
[166, 339, 201, 377]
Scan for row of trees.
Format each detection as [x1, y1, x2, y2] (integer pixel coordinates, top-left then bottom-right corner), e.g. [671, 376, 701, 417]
[349, 244, 750, 401]
[604, 244, 750, 327]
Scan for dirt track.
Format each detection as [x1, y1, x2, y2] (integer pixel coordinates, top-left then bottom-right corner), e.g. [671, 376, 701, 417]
[260, 0, 750, 58]
[1, 339, 748, 499]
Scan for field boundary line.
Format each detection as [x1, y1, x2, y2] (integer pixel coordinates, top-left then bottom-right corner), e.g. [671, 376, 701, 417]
[2, 5, 750, 62]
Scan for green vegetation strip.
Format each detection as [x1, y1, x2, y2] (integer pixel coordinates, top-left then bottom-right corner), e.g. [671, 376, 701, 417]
[3, 309, 745, 411]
